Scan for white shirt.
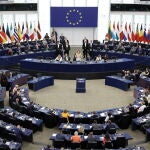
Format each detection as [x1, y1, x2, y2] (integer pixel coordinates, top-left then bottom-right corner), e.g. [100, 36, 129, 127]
[137, 105, 146, 113]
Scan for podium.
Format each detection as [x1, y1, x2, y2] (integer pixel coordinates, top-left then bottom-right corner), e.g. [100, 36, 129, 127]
[76, 78, 86, 93]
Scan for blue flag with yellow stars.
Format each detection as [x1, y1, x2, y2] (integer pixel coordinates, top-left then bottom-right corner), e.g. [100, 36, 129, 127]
[51, 7, 98, 27]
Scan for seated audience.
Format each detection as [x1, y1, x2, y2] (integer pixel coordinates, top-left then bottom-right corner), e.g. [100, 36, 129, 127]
[63, 53, 70, 62]
[105, 120, 116, 132]
[12, 84, 19, 95]
[44, 33, 50, 40]
[87, 132, 96, 142]
[137, 102, 146, 113]
[95, 54, 102, 61]
[92, 120, 102, 130]
[0, 72, 8, 87]
[74, 50, 82, 61]
[8, 48, 13, 55]
[77, 124, 85, 135]
[102, 133, 111, 145]
[55, 54, 63, 61]
[71, 131, 82, 143]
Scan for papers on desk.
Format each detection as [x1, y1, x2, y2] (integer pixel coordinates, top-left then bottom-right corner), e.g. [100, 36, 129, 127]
[6, 125, 12, 129]
[100, 136, 104, 141]
[87, 114, 92, 117]
[52, 133, 57, 137]
[100, 112, 106, 117]
[70, 114, 74, 117]
[40, 107, 45, 110]
[84, 136, 88, 139]
[28, 118, 32, 121]
[67, 125, 71, 128]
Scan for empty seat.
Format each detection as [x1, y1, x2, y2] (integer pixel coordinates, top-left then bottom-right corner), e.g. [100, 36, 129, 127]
[71, 142, 80, 149]
[113, 136, 126, 148]
[87, 141, 97, 149]
[104, 141, 113, 149]
[53, 139, 65, 148]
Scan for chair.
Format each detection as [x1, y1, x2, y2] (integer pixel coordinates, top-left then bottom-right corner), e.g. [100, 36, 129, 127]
[23, 120, 33, 132]
[108, 128, 116, 134]
[86, 141, 97, 149]
[114, 136, 126, 148]
[53, 139, 65, 148]
[104, 141, 113, 149]
[71, 142, 80, 149]
[0, 145, 10, 150]
[93, 129, 103, 135]
[118, 114, 131, 129]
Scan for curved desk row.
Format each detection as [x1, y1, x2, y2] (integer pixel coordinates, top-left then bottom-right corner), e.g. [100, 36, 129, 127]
[20, 58, 135, 79]
[0, 50, 56, 67]
[93, 50, 150, 66]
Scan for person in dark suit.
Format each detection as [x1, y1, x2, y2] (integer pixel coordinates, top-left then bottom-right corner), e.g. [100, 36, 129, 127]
[27, 101, 35, 110]
[51, 28, 57, 43]
[105, 120, 116, 132]
[88, 40, 93, 58]
[0, 72, 8, 87]
[64, 41, 70, 56]
[92, 120, 102, 130]
[56, 41, 63, 56]
[13, 125, 22, 143]
[44, 33, 50, 40]
[60, 34, 65, 46]
[87, 132, 96, 142]
[82, 37, 89, 59]
[63, 53, 71, 62]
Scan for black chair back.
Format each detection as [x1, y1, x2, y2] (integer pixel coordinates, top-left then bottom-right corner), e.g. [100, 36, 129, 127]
[108, 128, 116, 134]
[53, 139, 65, 148]
[105, 141, 113, 149]
[114, 136, 126, 148]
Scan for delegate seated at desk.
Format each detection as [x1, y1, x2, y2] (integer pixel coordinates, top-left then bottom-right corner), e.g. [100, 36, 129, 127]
[92, 120, 102, 130]
[87, 132, 96, 142]
[137, 102, 146, 113]
[105, 120, 116, 132]
[74, 50, 83, 61]
[55, 54, 63, 61]
[71, 131, 82, 143]
[102, 133, 111, 146]
[63, 53, 70, 62]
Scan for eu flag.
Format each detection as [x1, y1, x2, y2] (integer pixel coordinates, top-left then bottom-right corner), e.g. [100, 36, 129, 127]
[51, 7, 98, 27]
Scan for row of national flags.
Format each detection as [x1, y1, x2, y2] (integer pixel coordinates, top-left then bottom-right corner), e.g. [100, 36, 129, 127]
[106, 22, 150, 43]
[0, 21, 42, 44]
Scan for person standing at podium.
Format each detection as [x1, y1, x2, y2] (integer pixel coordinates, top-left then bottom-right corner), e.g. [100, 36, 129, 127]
[82, 37, 89, 59]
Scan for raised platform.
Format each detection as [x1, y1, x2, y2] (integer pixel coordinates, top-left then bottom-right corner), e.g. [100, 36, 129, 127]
[20, 58, 135, 79]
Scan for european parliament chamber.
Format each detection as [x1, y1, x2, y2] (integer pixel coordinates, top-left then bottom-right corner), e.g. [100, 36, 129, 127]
[0, 0, 150, 150]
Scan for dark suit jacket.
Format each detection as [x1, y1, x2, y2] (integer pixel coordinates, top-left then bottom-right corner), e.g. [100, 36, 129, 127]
[82, 39, 89, 50]
[105, 123, 116, 131]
